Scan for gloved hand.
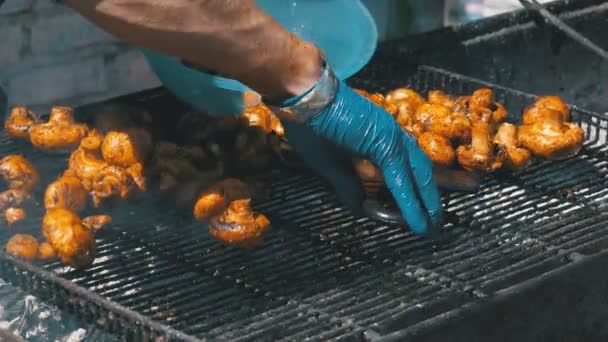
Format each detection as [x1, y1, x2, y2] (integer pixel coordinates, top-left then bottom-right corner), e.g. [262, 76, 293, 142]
[278, 79, 443, 236]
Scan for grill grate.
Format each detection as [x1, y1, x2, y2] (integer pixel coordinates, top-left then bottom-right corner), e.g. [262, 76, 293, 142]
[1, 66, 608, 341]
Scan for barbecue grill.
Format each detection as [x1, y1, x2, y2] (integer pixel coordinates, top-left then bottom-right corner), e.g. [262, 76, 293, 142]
[0, 65, 607, 341]
[2, 0, 608, 341]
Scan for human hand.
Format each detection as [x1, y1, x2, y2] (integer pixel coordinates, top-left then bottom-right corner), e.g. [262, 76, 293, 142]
[276, 68, 443, 236]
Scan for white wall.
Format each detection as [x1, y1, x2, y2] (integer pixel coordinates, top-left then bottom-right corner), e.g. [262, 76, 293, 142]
[0, 0, 161, 114]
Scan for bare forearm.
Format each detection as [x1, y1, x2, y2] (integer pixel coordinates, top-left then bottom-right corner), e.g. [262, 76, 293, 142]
[63, 0, 322, 99]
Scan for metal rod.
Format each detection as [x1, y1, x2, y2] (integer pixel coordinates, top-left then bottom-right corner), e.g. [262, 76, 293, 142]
[518, 0, 608, 60]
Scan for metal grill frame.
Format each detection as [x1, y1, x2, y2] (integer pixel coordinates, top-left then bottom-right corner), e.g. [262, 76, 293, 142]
[0, 65, 607, 341]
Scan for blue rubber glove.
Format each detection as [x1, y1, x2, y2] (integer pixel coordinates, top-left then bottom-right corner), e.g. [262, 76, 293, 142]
[281, 80, 443, 235]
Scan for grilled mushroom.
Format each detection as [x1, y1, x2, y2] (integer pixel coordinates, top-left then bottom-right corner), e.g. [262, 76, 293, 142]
[4, 106, 39, 139]
[101, 129, 151, 191]
[42, 208, 96, 268]
[29, 106, 88, 152]
[518, 109, 584, 160]
[208, 199, 270, 245]
[193, 178, 251, 222]
[0, 155, 39, 192]
[68, 130, 139, 207]
[4, 207, 26, 225]
[5, 234, 39, 260]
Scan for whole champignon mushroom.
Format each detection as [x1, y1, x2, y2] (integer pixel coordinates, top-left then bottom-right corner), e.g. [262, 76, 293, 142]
[518, 109, 585, 160]
[494, 123, 532, 171]
[457, 120, 504, 172]
[42, 208, 96, 268]
[68, 130, 138, 207]
[102, 129, 152, 168]
[101, 129, 151, 191]
[208, 199, 270, 246]
[5, 234, 39, 260]
[0, 155, 39, 192]
[4, 106, 39, 139]
[67, 130, 107, 191]
[417, 132, 456, 167]
[29, 106, 88, 152]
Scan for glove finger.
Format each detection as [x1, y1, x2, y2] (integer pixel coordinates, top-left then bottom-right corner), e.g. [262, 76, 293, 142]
[406, 138, 444, 228]
[382, 157, 431, 235]
[282, 121, 364, 215]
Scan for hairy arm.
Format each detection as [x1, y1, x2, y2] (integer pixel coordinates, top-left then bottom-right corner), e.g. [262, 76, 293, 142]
[63, 0, 322, 100]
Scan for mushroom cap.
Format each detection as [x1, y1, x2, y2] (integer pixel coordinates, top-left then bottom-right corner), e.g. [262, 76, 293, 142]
[208, 199, 269, 245]
[0, 155, 39, 191]
[5, 207, 26, 225]
[427, 90, 455, 108]
[522, 96, 570, 125]
[101, 130, 150, 168]
[469, 88, 493, 109]
[5, 106, 39, 139]
[385, 88, 426, 110]
[5, 234, 39, 260]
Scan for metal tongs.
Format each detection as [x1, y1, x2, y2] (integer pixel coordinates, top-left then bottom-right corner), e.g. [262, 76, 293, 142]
[518, 0, 608, 60]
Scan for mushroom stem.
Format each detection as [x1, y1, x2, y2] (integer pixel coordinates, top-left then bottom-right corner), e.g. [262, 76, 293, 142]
[537, 109, 564, 134]
[470, 121, 492, 156]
